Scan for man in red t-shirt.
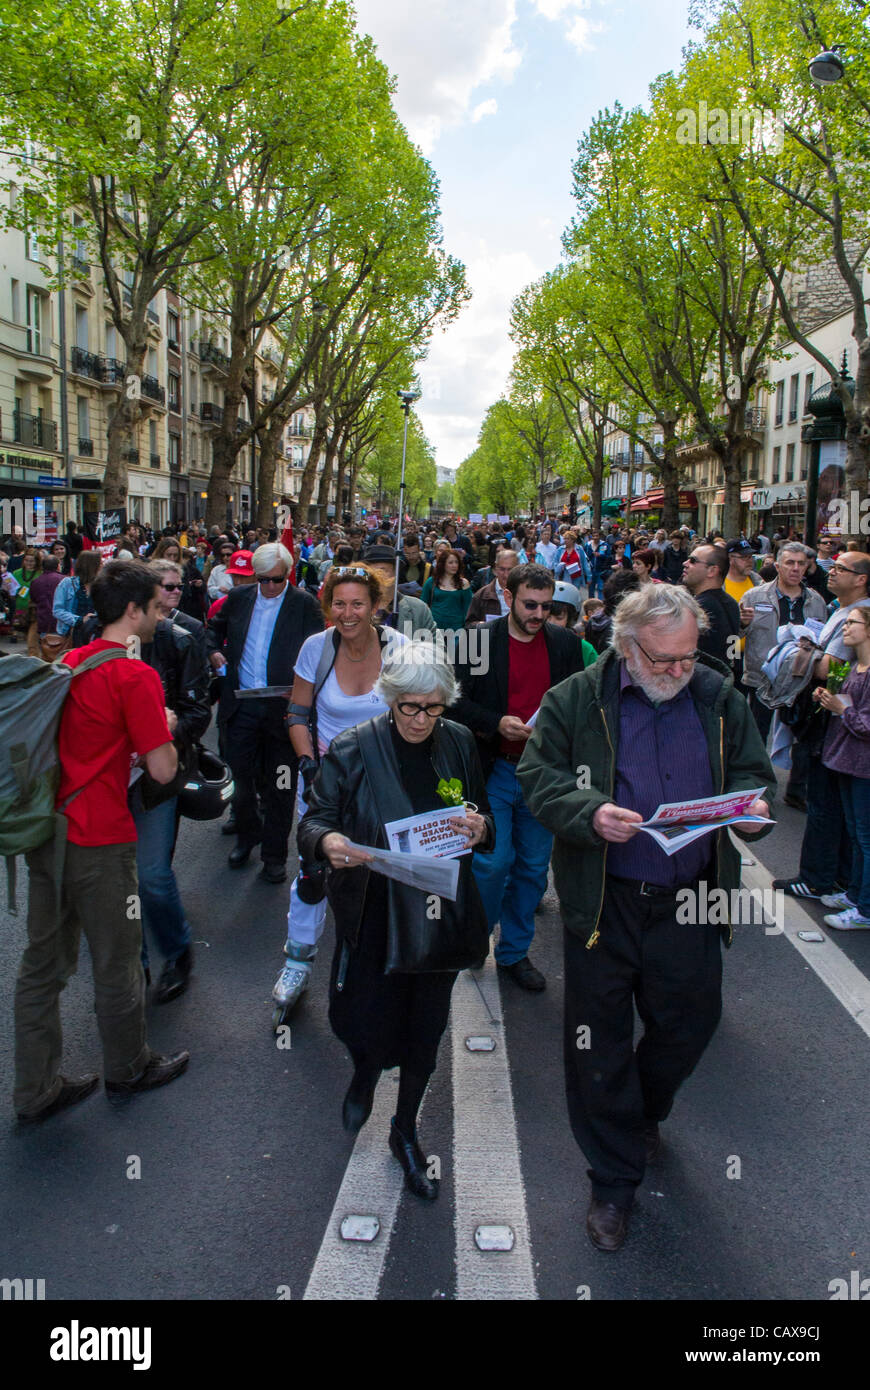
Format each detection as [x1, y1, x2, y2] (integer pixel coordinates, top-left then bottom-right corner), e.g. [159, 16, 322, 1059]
[452, 564, 584, 991]
[14, 560, 190, 1123]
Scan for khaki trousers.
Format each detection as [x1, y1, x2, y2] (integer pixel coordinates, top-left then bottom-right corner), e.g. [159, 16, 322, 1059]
[14, 839, 151, 1116]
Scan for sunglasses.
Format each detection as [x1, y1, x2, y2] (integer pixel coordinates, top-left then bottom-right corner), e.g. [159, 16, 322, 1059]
[161, 583, 182, 592]
[258, 574, 285, 586]
[830, 562, 861, 575]
[519, 599, 553, 612]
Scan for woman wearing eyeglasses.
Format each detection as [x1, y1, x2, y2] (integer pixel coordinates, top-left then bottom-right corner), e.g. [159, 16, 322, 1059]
[420, 547, 473, 633]
[271, 564, 410, 1026]
[816, 607, 870, 930]
[298, 641, 494, 1199]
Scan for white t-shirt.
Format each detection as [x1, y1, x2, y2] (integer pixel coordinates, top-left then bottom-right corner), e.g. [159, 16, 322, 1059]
[294, 627, 408, 750]
[535, 542, 558, 569]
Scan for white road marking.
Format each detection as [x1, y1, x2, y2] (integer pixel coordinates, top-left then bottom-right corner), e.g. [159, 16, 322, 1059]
[742, 857, 870, 1040]
[303, 1071, 406, 1300]
[451, 951, 537, 1300]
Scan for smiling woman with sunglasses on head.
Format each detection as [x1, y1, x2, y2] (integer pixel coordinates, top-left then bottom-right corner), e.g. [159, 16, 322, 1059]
[297, 641, 494, 1199]
[271, 563, 410, 1025]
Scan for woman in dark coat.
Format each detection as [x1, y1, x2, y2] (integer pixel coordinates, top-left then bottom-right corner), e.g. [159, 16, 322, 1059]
[298, 641, 495, 1202]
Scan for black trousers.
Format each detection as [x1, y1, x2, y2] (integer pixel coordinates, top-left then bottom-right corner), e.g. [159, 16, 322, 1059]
[563, 878, 723, 1209]
[222, 702, 298, 864]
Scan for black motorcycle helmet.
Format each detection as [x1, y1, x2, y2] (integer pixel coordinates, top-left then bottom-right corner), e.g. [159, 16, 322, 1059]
[177, 747, 234, 820]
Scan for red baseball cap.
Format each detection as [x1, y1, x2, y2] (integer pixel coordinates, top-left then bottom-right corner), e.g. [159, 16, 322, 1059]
[226, 549, 255, 576]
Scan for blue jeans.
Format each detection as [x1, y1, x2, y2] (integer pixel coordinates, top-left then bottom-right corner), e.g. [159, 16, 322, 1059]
[839, 773, 870, 917]
[472, 757, 553, 966]
[130, 790, 191, 969]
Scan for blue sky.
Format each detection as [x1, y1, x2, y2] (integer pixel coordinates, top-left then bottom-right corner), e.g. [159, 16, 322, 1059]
[353, 0, 696, 471]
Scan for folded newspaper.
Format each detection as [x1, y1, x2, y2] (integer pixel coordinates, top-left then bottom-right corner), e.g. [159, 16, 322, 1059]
[635, 788, 771, 856]
[343, 842, 460, 900]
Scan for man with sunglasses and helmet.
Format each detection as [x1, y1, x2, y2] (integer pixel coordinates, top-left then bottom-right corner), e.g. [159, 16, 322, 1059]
[517, 584, 774, 1253]
[453, 563, 584, 993]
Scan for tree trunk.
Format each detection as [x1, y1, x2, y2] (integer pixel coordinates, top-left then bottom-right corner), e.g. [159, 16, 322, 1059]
[721, 445, 743, 541]
[296, 417, 328, 518]
[104, 336, 148, 510]
[316, 433, 338, 523]
[206, 432, 237, 529]
[256, 423, 281, 530]
[591, 453, 605, 529]
[659, 423, 680, 531]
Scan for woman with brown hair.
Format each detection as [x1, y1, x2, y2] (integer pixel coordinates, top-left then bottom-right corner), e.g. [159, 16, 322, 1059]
[270, 563, 409, 1026]
[420, 547, 473, 633]
[52, 548, 101, 637]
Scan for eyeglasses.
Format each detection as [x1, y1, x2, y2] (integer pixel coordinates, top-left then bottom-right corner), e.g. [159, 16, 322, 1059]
[519, 599, 553, 612]
[396, 702, 445, 718]
[841, 618, 867, 627]
[161, 583, 182, 592]
[258, 574, 286, 586]
[830, 562, 861, 576]
[684, 556, 709, 566]
[632, 636, 699, 669]
[336, 566, 369, 578]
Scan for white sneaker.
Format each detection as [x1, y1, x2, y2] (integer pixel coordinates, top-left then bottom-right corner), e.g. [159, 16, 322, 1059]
[823, 907, 870, 931]
[820, 892, 855, 910]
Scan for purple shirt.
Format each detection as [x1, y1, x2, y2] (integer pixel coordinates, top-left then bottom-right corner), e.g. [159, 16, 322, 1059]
[823, 667, 870, 779]
[29, 571, 63, 633]
[607, 663, 715, 887]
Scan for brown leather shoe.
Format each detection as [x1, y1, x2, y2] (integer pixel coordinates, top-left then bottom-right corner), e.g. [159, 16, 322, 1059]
[587, 1198, 630, 1252]
[105, 1051, 190, 1096]
[644, 1124, 661, 1163]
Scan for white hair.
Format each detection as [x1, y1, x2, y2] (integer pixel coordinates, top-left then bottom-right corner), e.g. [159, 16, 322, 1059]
[611, 584, 708, 658]
[252, 542, 293, 576]
[374, 638, 460, 707]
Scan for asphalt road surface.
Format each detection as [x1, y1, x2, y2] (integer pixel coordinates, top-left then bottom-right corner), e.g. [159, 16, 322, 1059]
[1, 762, 868, 1304]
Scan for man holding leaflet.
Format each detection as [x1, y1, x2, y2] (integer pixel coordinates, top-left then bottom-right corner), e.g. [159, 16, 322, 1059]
[517, 585, 775, 1252]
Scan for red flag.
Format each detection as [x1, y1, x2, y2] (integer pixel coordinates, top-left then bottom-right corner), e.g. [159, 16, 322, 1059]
[280, 513, 296, 585]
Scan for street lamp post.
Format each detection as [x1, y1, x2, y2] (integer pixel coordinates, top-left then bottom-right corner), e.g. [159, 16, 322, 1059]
[394, 389, 418, 613]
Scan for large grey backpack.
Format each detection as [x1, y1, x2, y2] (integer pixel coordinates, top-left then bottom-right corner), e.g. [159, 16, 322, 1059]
[0, 649, 130, 910]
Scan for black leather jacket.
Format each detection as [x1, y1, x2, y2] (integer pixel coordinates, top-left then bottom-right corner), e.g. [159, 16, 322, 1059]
[74, 615, 211, 746]
[298, 713, 495, 957]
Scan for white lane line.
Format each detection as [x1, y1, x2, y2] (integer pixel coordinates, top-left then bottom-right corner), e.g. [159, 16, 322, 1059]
[303, 1071, 405, 1301]
[451, 950, 538, 1301]
[742, 856, 870, 1041]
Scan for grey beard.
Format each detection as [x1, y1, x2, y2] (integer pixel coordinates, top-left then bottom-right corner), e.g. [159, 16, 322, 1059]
[624, 651, 693, 704]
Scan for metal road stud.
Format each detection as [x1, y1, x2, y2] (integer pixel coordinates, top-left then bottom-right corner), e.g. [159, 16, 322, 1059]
[465, 1035, 497, 1052]
[340, 1215, 380, 1243]
[474, 1225, 515, 1252]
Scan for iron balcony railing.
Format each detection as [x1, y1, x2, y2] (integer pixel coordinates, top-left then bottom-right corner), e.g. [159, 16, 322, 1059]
[12, 410, 58, 449]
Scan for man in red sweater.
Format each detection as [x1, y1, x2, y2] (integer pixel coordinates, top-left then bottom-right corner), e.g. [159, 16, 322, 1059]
[14, 560, 190, 1122]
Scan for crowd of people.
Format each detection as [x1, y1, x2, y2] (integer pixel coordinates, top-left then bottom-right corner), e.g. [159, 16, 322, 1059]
[4, 504, 867, 1253]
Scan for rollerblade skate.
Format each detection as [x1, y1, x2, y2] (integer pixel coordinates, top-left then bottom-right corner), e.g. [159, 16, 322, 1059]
[271, 940, 317, 1031]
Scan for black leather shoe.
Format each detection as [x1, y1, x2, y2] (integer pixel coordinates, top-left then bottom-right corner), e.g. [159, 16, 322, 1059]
[144, 967, 152, 987]
[342, 1068, 379, 1134]
[17, 1073, 99, 1124]
[228, 845, 254, 869]
[498, 956, 546, 991]
[587, 1198, 630, 1252]
[260, 861, 287, 884]
[644, 1124, 661, 1164]
[155, 948, 193, 1005]
[389, 1118, 439, 1201]
[783, 793, 807, 812]
[221, 813, 237, 836]
[105, 1051, 190, 1096]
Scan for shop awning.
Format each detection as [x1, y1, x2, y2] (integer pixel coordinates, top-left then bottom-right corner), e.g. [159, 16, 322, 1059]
[600, 497, 624, 516]
[630, 488, 697, 511]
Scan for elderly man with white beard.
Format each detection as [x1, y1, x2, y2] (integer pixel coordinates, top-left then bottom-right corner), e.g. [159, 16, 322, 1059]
[516, 585, 775, 1253]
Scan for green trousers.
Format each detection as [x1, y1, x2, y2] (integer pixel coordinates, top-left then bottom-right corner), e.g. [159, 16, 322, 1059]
[14, 839, 152, 1117]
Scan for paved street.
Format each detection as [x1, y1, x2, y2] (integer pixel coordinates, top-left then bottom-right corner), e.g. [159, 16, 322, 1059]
[1, 760, 868, 1303]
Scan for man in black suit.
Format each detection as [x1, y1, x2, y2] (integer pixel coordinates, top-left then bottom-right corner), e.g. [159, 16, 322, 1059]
[452, 563, 584, 991]
[206, 542, 323, 882]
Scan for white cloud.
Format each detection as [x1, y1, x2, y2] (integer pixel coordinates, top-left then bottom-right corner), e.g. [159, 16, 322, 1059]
[531, 0, 605, 54]
[471, 98, 499, 123]
[352, 0, 521, 153]
[415, 245, 542, 469]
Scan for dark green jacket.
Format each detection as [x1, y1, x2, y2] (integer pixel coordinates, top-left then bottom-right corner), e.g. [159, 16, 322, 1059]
[515, 648, 776, 949]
